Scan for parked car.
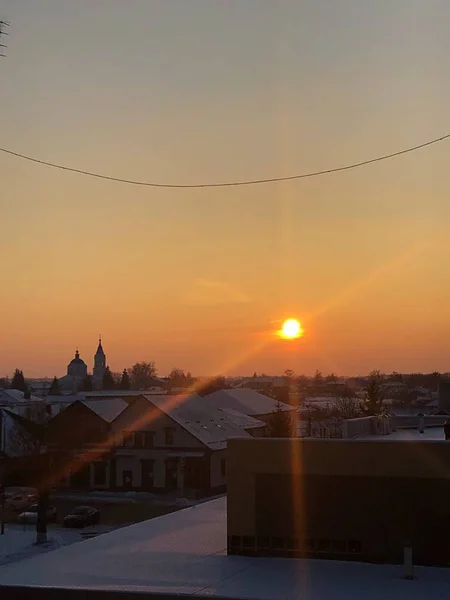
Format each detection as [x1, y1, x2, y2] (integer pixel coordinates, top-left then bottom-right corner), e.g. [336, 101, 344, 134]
[18, 503, 57, 524]
[63, 506, 100, 528]
[6, 492, 38, 512]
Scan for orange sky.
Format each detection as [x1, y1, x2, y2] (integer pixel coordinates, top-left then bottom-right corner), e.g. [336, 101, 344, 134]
[1, 1, 450, 377]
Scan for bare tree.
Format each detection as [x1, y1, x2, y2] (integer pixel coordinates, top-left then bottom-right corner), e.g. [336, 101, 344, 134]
[129, 362, 158, 390]
[4, 402, 46, 456]
[331, 396, 361, 420]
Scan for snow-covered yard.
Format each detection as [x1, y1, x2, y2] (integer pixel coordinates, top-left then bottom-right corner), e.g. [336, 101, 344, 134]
[0, 524, 114, 567]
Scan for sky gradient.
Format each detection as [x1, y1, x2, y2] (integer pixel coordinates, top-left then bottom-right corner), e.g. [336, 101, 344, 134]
[1, 0, 450, 377]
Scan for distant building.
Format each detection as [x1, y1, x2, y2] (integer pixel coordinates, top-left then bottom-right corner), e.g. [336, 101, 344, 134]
[92, 337, 107, 389]
[58, 338, 108, 393]
[58, 349, 88, 393]
[236, 376, 288, 393]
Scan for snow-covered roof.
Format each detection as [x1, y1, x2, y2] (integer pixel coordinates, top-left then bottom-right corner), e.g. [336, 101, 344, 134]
[216, 407, 267, 430]
[85, 389, 165, 398]
[46, 394, 86, 404]
[142, 394, 265, 450]
[205, 388, 295, 416]
[0, 389, 44, 405]
[237, 376, 288, 387]
[0, 496, 449, 598]
[80, 398, 128, 423]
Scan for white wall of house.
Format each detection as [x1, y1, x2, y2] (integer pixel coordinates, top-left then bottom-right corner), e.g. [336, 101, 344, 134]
[111, 398, 207, 490]
[115, 455, 137, 487]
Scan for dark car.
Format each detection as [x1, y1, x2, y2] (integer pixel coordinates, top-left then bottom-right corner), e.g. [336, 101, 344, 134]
[63, 506, 100, 528]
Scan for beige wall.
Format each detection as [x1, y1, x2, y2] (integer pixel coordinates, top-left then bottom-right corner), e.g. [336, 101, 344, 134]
[210, 448, 227, 489]
[227, 438, 450, 537]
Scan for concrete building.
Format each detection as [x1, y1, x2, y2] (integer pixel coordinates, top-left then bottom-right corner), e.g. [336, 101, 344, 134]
[438, 377, 450, 412]
[227, 436, 450, 566]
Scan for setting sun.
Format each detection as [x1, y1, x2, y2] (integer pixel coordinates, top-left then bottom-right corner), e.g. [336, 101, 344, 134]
[279, 318, 303, 340]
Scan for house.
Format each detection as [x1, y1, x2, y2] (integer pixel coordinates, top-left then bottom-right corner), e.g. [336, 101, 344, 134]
[235, 376, 288, 393]
[45, 393, 265, 495]
[109, 394, 265, 494]
[0, 389, 47, 457]
[204, 388, 297, 427]
[46, 397, 129, 489]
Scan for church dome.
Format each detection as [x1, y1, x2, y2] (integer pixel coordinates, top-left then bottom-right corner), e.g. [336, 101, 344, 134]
[67, 350, 88, 379]
[69, 350, 86, 367]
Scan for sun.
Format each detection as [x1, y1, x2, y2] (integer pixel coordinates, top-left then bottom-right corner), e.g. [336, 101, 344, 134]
[279, 318, 303, 340]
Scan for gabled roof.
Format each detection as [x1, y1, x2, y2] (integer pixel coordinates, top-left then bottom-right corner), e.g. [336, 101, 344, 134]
[142, 393, 265, 450]
[204, 388, 295, 416]
[80, 398, 128, 423]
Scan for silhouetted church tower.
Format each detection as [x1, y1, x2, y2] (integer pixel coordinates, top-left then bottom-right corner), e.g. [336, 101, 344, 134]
[93, 335, 106, 386]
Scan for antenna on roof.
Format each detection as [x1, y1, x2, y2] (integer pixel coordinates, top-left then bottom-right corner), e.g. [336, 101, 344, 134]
[0, 20, 10, 57]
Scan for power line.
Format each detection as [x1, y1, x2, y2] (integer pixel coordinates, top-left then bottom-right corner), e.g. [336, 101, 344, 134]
[0, 20, 10, 58]
[0, 133, 449, 189]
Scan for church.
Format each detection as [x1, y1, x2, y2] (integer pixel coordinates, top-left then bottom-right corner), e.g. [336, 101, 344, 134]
[59, 338, 107, 392]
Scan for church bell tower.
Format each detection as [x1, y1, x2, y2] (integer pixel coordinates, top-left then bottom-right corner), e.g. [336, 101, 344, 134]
[93, 335, 106, 385]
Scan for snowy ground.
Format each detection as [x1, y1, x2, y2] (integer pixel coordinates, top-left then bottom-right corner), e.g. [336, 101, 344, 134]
[0, 523, 116, 567]
[1, 498, 450, 599]
[51, 489, 199, 507]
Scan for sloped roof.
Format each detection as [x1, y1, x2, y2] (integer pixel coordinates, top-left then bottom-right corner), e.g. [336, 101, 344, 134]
[215, 407, 266, 430]
[80, 398, 128, 423]
[0, 389, 44, 404]
[205, 388, 295, 416]
[142, 393, 265, 450]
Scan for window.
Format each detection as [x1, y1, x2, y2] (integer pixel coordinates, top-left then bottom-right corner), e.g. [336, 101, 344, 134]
[164, 427, 175, 445]
[135, 431, 154, 448]
[122, 431, 135, 448]
[221, 459, 227, 477]
[93, 461, 107, 486]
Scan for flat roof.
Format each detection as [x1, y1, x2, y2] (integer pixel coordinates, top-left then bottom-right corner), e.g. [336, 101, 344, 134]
[1, 497, 450, 598]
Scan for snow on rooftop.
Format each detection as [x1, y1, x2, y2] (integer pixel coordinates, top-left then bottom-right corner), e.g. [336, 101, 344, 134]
[0, 389, 43, 404]
[142, 394, 262, 450]
[1, 497, 450, 599]
[80, 398, 128, 423]
[205, 388, 295, 416]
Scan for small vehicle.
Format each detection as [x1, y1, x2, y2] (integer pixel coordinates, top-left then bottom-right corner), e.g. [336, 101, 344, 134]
[6, 492, 38, 512]
[18, 503, 57, 524]
[63, 506, 100, 528]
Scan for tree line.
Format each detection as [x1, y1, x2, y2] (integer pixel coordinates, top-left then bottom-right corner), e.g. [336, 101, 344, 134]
[3, 362, 191, 394]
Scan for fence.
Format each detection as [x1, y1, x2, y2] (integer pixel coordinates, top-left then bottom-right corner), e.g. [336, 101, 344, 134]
[342, 416, 392, 439]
